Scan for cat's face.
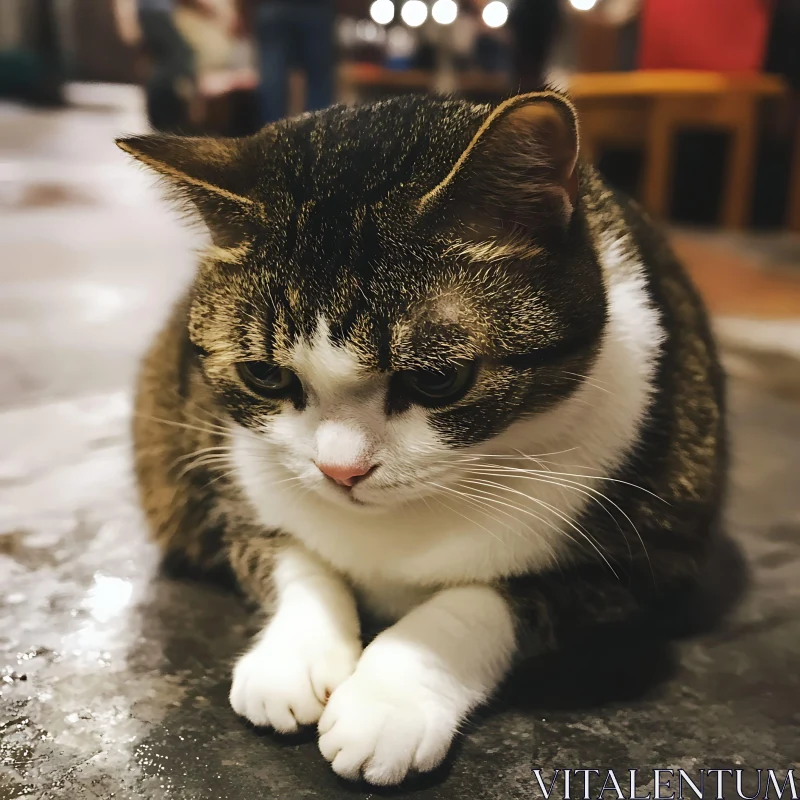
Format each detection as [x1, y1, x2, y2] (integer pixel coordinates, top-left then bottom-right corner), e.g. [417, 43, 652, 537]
[121, 93, 607, 509]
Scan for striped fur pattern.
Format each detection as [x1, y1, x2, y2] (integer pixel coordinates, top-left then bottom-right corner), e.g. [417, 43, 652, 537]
[120, 91, 725, 786]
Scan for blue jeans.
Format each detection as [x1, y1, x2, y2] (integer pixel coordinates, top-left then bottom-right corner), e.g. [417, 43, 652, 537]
[138, 9, 196, 131]
[255, 4, 335, 124]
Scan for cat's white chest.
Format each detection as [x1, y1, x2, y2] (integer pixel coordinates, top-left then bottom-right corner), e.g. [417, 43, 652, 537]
[233, 459, 570, 616]
[354, 580, 434, 623]
[263, 507, 537, 619]
[229, 233, 665, 616]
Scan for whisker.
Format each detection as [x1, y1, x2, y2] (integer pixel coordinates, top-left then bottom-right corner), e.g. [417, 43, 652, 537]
[135, 406, 264, 445]
[439, 451, 668, 506]
[457, 477, 620, 579]
[434, 481, 533, 531]
[441, 446, 581, 464]
[202, 467, 304, 491]
[465, 467, 623, 520]
[563, 370, 609, 386]
[147, 393, 237, 432]
[449, 480, 566, 538]
[509, 457, 668, 504]
[439, 479, 581, 565]
[432, 483, 563, 564]
[134, 412, 233, 438]
[456, 467, 649, 570]
[427, 486, 505, 543]
[170, 445, 234, 469]
[200, 467, 240, 489]
[178, 454, 239, 478]
[561, 371, 614, 395]
[442, 483, 564, 563]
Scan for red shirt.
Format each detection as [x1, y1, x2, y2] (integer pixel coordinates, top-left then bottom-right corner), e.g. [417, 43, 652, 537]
[638, 0, 771, 72]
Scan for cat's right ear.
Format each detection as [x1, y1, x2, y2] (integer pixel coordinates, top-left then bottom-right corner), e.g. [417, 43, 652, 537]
[116, 134, 257, 246]
[417, 92, 580, 233]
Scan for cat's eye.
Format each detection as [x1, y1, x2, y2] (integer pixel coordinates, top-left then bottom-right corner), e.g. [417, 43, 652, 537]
[236, 361, 299, 398]
[399, 362, 476, 407]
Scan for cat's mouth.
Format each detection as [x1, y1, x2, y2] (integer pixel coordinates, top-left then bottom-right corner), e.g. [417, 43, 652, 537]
[320, 477, 419, 510]
[316, 477, 372, 507]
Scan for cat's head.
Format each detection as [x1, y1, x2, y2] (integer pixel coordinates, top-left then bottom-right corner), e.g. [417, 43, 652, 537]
[120, 92, 607, 510]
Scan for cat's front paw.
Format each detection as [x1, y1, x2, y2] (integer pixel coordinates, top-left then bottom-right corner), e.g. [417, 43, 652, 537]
[230, 623, 361, 733]
[317, 667, 458, 785]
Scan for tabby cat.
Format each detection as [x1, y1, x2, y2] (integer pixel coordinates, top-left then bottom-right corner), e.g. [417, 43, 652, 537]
[119, 90, 726, 786]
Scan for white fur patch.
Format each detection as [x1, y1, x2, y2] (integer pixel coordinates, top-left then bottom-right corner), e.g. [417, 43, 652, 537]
[230, 546, 362, 732]
[318, 586, 516, 785]
[228, 232, 663, 784]
[315, 420, 372, 472]
[232, 235, 663, 613]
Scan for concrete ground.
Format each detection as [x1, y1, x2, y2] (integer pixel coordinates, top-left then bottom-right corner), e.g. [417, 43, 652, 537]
[1, 86, 799, 800]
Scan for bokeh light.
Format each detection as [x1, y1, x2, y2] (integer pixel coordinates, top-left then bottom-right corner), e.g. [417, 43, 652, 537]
[369, 0, 395, 25]
[432, 0, 458, 24]
[482, 0, 508, 27]
[400, 0, 429, 27]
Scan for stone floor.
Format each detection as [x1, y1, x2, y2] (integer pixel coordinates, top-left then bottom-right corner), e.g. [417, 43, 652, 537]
[1, 87, 799, 800]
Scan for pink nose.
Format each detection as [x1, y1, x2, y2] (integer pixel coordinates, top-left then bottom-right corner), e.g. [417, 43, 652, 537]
[316, 462, 373, 487]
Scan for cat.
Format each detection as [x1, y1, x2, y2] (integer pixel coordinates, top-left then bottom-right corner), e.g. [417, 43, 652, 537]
[118, 90, 726, 786]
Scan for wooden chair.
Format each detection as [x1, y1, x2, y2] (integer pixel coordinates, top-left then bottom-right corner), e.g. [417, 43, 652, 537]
[789, 113, 800, 232]
[569, 70, 787, 229]
[337, 63, 510, 105]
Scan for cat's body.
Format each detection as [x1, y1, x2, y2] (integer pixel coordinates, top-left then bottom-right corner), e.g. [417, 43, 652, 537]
[122, 92, 725, 785]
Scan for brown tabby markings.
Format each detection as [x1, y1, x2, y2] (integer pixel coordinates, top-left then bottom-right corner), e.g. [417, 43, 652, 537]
[126, 90, 725, 665]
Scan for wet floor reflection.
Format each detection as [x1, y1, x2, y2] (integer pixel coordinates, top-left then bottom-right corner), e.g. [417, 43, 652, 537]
[1, 88, 800, 799]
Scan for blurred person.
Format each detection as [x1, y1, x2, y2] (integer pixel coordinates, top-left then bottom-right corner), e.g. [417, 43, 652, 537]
[600, 0, 642, 71]
[449, 7, 480, 71]
[506, 0, 561, 91]
[0, 0, 65, 104]
[137, 0, 217, 132]
[175, 0, 244, 74]
[241, 0, 336, 123]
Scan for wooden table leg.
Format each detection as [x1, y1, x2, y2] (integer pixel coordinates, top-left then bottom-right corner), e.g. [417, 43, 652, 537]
[721, 97, 758, 229]
[787, 115, 800, 233]
[642, 99, 674, 221]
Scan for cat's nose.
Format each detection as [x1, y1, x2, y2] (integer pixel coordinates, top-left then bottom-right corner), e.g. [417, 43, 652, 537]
[315, 461, 375, 488]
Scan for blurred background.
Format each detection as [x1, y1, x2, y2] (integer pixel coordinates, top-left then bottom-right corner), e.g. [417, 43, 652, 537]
[1, 2, 800, 796]
[2, 0, 800, 402]
[2, 0, 800, 227]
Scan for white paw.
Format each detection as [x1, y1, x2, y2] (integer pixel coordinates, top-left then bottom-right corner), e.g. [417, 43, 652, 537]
[318, 667, 458, 785]
[230, 621, 361, 733]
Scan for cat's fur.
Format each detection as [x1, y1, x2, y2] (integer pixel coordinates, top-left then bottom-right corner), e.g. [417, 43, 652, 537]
[119, 91, 726, 785]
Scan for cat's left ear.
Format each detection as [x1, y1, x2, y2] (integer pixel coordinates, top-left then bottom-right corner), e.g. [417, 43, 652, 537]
[116, 134, 257, 246]
[418, 91, 580, 229]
